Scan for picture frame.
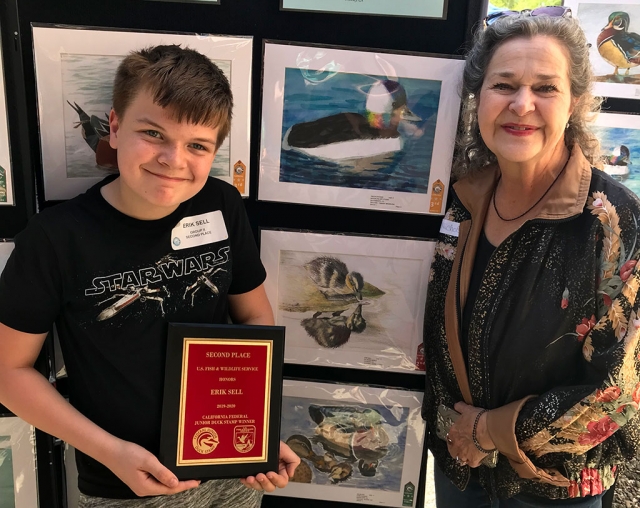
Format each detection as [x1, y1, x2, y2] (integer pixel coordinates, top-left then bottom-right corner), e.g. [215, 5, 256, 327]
[591, 111, 640, 196]
[485, 1, 564, 17]
[0, 416, 38, 507]
[258, 41, 464, 215]
[159, 323, 284, 480]
[280, 0, 448, 20]
[0, 22, 14, 206]
[146, 0, 219, 3]
[0, 240, 14, 273]
[260, 229, 435, 373]
[267, 380, 425, 507]
[564, 0, 640, 99]
[32, 24, 252, 201]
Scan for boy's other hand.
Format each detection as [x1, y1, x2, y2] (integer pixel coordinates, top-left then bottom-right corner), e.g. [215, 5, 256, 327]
[240, 441, 300, 493]
[106, 440, 200, 497]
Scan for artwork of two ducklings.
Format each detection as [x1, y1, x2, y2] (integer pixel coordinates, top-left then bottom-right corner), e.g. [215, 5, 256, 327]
[279, 255, 386, 349]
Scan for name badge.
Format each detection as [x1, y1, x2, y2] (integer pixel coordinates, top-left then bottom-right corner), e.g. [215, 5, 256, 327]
[171, 211, 228, 251]
[439, 219, 460, 238]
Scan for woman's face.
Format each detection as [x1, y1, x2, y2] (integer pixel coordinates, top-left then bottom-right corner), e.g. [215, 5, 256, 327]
[477, 35, 577, 167]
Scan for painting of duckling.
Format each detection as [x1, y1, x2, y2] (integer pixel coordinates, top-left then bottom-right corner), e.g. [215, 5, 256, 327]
[304, 256, 365, 301]
[300, 304, 366, 348]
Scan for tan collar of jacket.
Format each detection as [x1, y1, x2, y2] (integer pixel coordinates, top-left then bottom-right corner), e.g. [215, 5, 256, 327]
[452, 145, 593, 223]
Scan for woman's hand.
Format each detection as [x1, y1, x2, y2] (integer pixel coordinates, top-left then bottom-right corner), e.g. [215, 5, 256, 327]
[240, 441, 300, 492]
[446, 402, 496, 468]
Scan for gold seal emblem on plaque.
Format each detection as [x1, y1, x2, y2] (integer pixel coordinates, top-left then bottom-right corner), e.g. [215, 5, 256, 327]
[193, 427, 219, 455]
[234, 425, 256, 453]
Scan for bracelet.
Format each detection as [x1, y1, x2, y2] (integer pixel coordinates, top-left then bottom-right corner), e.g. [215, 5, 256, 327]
[473, 409, 497, 454]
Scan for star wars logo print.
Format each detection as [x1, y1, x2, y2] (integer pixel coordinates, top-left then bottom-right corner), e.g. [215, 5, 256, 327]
[85, 246, 230, 321]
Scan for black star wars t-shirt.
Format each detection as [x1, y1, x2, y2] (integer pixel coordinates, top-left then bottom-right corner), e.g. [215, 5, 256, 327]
[0, 175, 266, 498]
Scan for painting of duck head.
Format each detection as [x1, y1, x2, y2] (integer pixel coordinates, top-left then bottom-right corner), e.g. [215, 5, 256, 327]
[60, 53, 232, 179]
[567, 1, 640, 97]
[592, 111, 640, 196]
[279, 68, 441, 193]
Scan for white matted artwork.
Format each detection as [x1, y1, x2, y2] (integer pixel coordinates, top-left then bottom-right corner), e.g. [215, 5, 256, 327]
[32, 24, 252, 200]
[261, 229, 435, 373]
[0, 23, 14, 206]
[565, 0, 640, 99]
[259, 42, 464, 214]
[267, 380, 425, 507]
[0, 417, 38, 508]
[592, 111, 640, 195]
[0, 241, 14, 274]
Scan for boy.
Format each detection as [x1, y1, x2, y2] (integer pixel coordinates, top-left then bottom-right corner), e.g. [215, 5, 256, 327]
[0, 45, 298, 507]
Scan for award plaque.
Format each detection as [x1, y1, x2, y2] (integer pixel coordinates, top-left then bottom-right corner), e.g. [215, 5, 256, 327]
[159, 323, 284, 480]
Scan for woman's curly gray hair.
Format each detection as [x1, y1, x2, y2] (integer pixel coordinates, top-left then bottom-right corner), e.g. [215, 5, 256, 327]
[454, 15, 602, 179]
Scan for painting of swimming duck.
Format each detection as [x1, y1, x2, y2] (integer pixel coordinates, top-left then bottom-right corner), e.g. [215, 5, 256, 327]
[260, 42, 464, 214]
[0, 22, 13, 206]
[592, 111, 640, 196]
[33, 25, 253, 200]
[260, 229, 435, 373]
[266, 381, 425, 507]
[566, 1, 640, 98]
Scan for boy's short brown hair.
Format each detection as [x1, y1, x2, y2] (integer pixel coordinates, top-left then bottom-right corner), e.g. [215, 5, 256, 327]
[112, 45, 232, 149]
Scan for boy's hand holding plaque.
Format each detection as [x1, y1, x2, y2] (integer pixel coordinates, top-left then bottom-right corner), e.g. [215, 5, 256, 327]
[159, 323, 284, 480]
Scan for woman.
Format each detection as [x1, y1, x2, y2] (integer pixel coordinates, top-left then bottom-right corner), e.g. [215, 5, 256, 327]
[423, 11, 640, 507]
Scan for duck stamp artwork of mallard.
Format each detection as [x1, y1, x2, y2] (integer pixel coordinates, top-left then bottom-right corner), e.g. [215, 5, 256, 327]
[597, 11, 640, 77]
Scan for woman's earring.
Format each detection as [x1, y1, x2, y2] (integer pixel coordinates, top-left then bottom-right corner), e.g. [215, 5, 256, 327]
[566, 121, 570, 130]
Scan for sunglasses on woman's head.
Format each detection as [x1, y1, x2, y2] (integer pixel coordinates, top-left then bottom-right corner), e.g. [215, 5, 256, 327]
[484, 6, 572, 27]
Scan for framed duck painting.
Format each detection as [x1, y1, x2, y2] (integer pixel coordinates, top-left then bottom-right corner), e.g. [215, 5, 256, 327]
[280, 0, 448, 19]
[258, 41, 464, 215]
[32, 24, 252, 200]
[592, 111, 640, 196]
[260, 228, 435, 373]
[565, 0, 640, 99]
[0, 416, 38, 507]
[0, 22, 14, 206]
[265, 380, 425, 507]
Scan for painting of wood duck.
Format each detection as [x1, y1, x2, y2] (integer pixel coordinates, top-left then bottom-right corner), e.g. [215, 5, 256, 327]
[597, 11, 640, 76]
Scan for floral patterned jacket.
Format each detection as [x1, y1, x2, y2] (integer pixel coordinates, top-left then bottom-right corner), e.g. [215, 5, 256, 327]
[422, 146, 640, 500]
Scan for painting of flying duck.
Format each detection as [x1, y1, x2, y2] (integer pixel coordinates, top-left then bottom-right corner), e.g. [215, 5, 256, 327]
[266, 380, 425, 507]
[32, 25, 252, 200]
[260, 229, 435, 373]
[281, 0, 447, 19]
[565, 0, 640, 99]
[592, 111, 640, 196]
[259, 42, 464, 214]
[0, 22, 14, 206]
[0, 417, 38, 508]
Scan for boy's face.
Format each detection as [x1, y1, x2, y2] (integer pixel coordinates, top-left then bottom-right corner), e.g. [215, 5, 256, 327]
[107, 88, 219, 219]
